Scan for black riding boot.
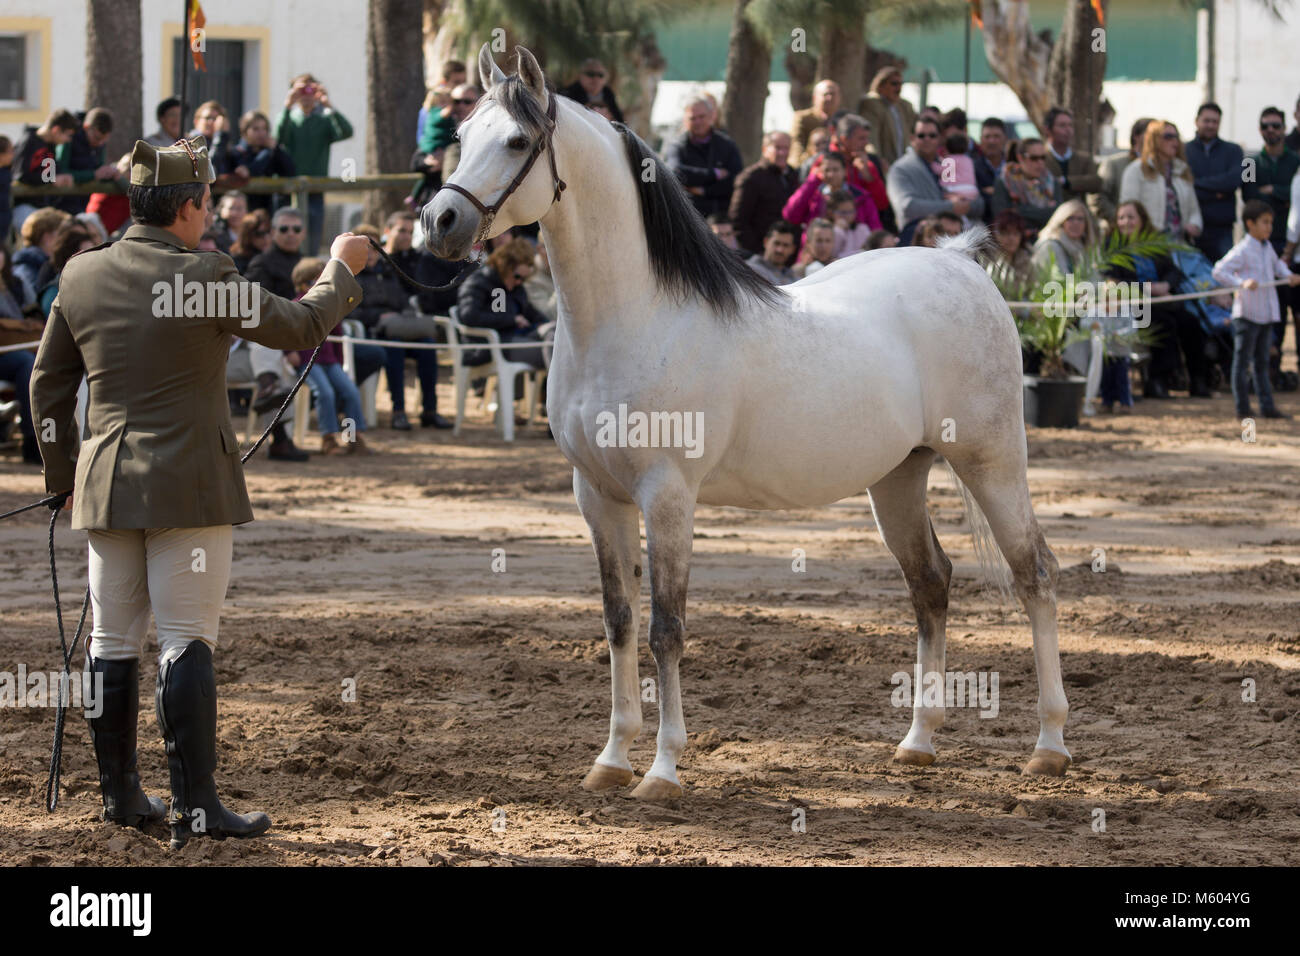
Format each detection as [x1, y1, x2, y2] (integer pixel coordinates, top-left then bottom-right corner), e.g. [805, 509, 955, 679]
[85, 655, 167, 827]
[155, 642, 271, 850]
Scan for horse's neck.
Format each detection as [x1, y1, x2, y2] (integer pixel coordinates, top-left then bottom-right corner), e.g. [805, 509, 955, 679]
[539, 115, 658, 352]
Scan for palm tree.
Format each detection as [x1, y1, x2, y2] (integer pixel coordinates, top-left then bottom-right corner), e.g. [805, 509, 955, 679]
[365, 0, 425, 226]
[86, 0, 143, 162]
[720, 0, 771, 163]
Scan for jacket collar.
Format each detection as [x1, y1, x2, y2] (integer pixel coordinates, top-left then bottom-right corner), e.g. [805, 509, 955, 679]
[122, 223, 193, 250]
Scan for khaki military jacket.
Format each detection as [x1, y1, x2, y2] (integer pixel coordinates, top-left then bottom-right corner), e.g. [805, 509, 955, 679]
[30, 224, 362, 530]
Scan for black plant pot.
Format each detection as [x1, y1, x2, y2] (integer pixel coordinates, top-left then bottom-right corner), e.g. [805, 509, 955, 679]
[1023, 375, 1087, 429]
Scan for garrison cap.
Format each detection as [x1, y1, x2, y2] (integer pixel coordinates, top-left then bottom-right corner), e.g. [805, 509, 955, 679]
[129, 136, 216, 186]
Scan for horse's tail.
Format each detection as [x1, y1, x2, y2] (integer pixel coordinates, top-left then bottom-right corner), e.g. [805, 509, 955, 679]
[944, 458, 1015, 604]
[936, 224, 995, 264]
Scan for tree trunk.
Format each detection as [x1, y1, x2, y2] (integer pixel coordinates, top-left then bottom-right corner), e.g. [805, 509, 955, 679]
[365, 0, 425, 227]
[1047, 0, 1108, 157]
[422, 0, 446, 89]
[720, 0, 771, 164]
[86, 0, 142, 162]
[619, 32, 665, 143]
[785, 50, 818, 111]
[978, 0, 1108, 143]
[817, 16, 867, 114]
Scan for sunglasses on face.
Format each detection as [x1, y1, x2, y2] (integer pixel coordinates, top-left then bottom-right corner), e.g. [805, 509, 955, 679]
[453, 98, 477, 106]
[583, 71, 606, 79]
[277, 225, 303, 234]
[1161, 131, 1179, 140]
[1262, 121, 1284, 130]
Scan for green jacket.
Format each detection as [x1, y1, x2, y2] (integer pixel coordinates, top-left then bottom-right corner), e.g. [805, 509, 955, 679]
[30, 225, 363, 530]
[1242, 147, 1300, 247]
[418, 110, 456, 155]
[272, 106, 353, 177]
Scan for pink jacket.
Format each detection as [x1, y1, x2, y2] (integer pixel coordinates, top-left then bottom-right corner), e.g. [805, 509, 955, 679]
[782, 177, 882, 230]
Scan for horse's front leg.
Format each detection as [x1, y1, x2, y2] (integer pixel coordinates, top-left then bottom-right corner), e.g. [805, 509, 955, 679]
[575, 470, 644, 790]
[630, 473, 696, 801]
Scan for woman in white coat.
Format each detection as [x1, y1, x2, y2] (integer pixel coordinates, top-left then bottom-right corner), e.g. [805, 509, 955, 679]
[1119, 119, 1202, 242]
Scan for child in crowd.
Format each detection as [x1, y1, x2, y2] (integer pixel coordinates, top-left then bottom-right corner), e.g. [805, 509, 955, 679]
[866, 229, 898, 250]
[829, 190, 869, 259]
[794, 219, 837, 278]
[938, 131, 980, 202]
[290, 257, 375, 454]
[1212, 199, 1300, 420]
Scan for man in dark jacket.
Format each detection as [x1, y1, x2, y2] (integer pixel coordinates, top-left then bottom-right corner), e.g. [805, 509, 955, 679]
[456, 240, 548, 369]
[557, 59, 624, 124]
[1185, 103, 1244, 262]
[728, 131, 798, 255]
[663, 97, 744, 219]
[54, 108, 120, 214]
[12, 110, 78, 215]
[245, 207, 304, 298]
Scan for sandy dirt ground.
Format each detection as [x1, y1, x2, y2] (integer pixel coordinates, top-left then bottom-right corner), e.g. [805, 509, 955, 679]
[2, 375, 1299, 867]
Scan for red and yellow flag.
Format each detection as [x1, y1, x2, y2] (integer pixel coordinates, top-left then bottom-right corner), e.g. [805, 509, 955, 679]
[1092, 0, 1105, 27]
[188, 0, 207, 72]
[970, 0, 982, 28]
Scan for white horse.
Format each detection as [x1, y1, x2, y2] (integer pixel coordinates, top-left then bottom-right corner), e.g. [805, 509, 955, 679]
[423, 45, 1070, 801]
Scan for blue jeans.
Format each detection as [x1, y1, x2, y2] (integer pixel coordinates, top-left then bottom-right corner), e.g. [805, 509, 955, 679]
[0, 348, 37, 453]
[1099, 356, 1132, 407]
[304, 362, 366, 436]
[1231, 318, 1276, 415]
[384, 340, 439, 414]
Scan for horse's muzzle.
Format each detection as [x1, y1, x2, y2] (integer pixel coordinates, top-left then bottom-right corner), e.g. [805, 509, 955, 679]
[421, 191, 480, 261]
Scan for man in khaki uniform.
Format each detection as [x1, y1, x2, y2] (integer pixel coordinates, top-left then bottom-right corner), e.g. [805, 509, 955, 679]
[30, 137, 369, 848]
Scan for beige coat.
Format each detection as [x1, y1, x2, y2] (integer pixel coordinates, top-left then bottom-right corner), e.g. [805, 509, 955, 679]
[858, 92, 916, 170]
[31, 224, 362, 530]
[1119, 158, 1203, 236]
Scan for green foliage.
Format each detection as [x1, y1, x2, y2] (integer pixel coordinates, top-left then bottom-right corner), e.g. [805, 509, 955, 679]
[989, 228, 1190, 379]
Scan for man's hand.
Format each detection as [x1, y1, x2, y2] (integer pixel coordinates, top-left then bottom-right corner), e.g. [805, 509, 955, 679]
[1289, 273, 1300, 287]
[94, 163, 117, 180]
[1260, 184, 1274, 195]
[54, 173, 73, 188]
[330, 233, 371, 275]
[514, 314, 530, 329]
[1243, 278, 1260, 290]
[1185, 223, 1202, 239]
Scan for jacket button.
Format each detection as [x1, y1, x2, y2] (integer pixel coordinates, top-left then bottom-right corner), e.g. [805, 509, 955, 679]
[347, 296, 355, 303]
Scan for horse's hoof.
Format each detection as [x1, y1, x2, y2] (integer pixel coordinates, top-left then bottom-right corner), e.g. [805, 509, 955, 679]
[631, 775, 683, 802]
[581, 762, 634, 791]
[893, 746, 936, 767]
[1021, 748, 1071, 777]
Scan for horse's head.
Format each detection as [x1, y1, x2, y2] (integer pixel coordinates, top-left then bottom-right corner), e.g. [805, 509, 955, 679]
[422, 44, 564, 260]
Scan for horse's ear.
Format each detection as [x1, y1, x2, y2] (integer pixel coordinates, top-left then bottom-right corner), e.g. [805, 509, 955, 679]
[515, 46, 546, 101]
[478, 43, 505, 91]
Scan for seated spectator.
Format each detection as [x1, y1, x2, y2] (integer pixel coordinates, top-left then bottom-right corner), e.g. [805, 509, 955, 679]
[745, 220, 798, 285]
[866, 229, 898, 250]
[1108, 199, 1211, 400]
[288, 256, 374, 455]
[729, 131, 798, 256]
[988, 210, 1034, 288]
[783, 151, 879, 229]
[558, 59, 625, 124]
[351, 223, 448, 431]
[246, 207, 304, 298]
[829, 190, 870, 258]
[52, 108, 119, 214]
[231, 110, 296, 211]
[215, 191, 247, 251]
[887, 117, 981, 245]
[225, 332, 309, 461]
[1031, 199, 1097, 274]
[37, 221, 96, 317]
[0, 243, 37, 461]
[523, 236, 558, 322]
[230, 208, 270, 274]
[11, 110, 78, 227]
[145, 97, 182, 147]
[14, 208, 70, 307]
[1120, 119, 1202, 242]
[1212, 199, 1300, 419]
[707, 212, 742, 253]
[457, 238, 549, 370]
[794, 219, 837, 277]
[382, 209, 460, 319]
[664, 96, 744, 218]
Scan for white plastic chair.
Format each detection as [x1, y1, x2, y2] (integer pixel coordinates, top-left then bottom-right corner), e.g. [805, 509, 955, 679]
[340, 318, 381, 428]
[447, 306, 546, 442]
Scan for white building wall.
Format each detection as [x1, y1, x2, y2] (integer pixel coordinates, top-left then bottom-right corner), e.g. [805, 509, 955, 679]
[1213, 0, 1300, 151]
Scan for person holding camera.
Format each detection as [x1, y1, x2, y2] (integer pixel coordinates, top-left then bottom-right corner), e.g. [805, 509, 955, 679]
[273, 74, 353, 255]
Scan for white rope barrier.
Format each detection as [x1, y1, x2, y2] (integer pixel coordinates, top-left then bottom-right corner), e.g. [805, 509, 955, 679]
[1003, 276, 1295, 310]
[324, 333, 547, 351]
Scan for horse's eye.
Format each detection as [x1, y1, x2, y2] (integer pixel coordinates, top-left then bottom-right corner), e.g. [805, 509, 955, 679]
[507, 136, 530, 151]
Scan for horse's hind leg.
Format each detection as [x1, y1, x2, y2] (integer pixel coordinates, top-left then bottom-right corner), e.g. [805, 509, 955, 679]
[946, 447, 1070, 776]
[574, 470, 643, 790]
[869, 449, 953, 766]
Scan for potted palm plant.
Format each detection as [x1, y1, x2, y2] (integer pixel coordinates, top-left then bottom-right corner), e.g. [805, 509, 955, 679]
[989, 229, 1186, 428]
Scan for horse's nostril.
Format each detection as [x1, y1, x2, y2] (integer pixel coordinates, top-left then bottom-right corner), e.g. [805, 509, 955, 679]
[437, 209, 456, 232]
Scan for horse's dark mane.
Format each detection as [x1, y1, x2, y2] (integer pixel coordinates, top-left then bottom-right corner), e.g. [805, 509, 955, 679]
[612, 124, 782, 320]
[490, 73, 780, 320]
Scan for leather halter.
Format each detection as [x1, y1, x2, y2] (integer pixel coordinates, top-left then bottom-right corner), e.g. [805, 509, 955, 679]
[439, 92, 566, 242]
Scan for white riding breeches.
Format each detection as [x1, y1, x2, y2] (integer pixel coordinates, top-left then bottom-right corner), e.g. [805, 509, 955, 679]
[87, 526, 233, 664]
